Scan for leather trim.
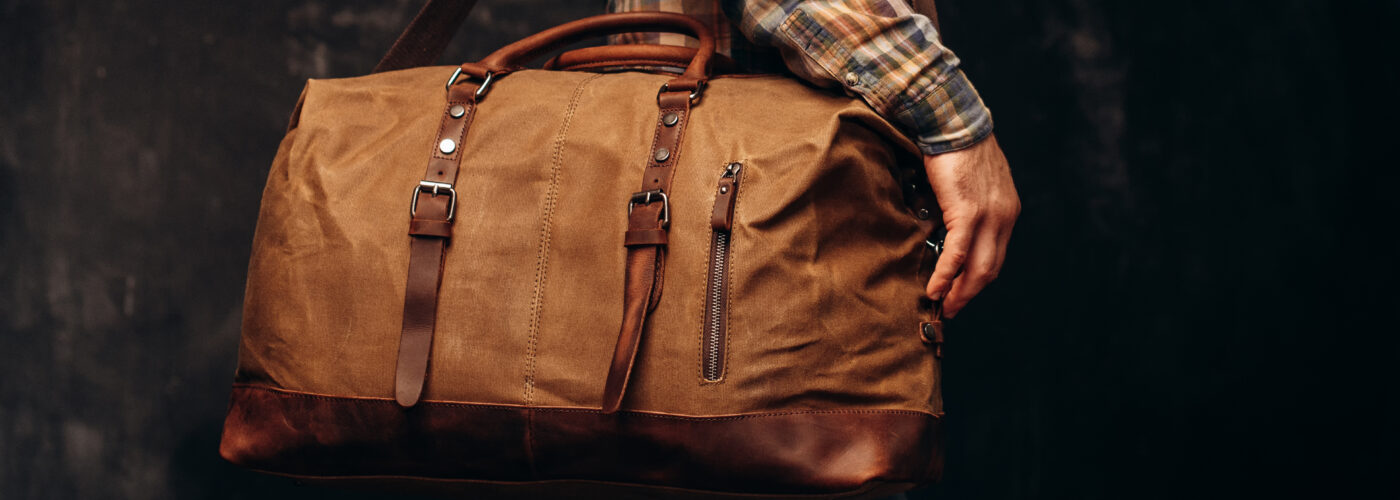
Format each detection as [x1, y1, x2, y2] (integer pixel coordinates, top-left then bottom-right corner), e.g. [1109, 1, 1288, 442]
[220, 385, 943, 497]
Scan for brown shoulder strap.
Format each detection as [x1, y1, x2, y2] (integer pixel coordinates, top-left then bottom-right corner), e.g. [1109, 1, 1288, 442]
[373, 0, 480, 73]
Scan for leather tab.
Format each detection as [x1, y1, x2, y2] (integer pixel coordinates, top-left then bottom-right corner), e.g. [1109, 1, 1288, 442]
[710, 173, 739, 231]
[409, 218, 453, 238]
[624, 228, 669, 246]
[920, 320, 945, 358]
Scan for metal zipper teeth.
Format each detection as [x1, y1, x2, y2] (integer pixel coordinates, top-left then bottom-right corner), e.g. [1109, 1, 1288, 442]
[703, 230, 730, 382]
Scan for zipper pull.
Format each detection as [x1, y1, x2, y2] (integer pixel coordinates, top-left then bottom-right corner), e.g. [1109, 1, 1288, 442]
[710, 162, 742, 231]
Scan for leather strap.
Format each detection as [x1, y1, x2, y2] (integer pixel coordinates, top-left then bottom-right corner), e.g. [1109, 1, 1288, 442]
[601, 88, 696, 414]
[395, 81, 481, 408]
[373, 0, 480, 73]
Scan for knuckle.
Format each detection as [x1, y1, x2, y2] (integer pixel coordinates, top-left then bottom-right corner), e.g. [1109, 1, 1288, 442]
[940, 250, 968, 266]
[973, 261, 1000, 281]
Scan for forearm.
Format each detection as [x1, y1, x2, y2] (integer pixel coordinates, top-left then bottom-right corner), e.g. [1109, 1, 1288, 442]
[722, 0, 994, 154]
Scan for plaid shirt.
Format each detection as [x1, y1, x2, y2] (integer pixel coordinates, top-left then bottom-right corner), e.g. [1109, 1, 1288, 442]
[608, 0, 993, 155]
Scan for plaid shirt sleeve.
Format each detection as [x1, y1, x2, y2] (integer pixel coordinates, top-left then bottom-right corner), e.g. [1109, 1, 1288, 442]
[610, 0, 993, 155]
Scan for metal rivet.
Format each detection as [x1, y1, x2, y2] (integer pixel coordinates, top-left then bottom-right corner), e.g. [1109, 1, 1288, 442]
[662, 113, 679, 126]
[653, 148, 670, 163]
[922, 322, 936, 338]
[844, 72, 860, 87]
[917, 208, 931, 220]
[439, 138, 456, 154]
[449, 104, 466, 118]
[720, 186, 729, 194]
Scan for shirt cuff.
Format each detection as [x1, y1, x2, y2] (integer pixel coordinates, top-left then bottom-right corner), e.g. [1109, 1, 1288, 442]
[891, 68, 995, 156]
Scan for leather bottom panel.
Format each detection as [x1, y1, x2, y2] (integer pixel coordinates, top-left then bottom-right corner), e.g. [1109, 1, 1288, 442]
[220, 385, 942, 497]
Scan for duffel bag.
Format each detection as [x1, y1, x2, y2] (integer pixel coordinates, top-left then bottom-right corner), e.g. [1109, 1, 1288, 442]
[220, 3, 949, 498]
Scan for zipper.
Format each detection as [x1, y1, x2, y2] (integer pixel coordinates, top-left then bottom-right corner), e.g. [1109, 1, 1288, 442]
[702, 162, 742, 382]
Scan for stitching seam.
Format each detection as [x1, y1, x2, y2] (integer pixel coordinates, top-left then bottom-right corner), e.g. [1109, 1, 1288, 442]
[524, 73, 605, 406]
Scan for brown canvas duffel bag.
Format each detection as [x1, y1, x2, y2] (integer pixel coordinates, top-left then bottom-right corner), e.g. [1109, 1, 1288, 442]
[220, 2, 949, 498]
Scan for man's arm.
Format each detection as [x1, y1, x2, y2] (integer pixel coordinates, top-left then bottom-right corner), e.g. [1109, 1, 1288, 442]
[722, 0, 1019, 317]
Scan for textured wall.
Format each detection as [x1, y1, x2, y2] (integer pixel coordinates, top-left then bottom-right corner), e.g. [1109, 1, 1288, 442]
[0, 1, 1394, 499]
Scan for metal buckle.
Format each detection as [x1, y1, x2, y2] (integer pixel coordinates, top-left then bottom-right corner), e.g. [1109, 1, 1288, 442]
[445, 68, 495, 100]
[627, 189, 670, 228]
[657, 80, 706, 105]
[410, 180, 457, 221]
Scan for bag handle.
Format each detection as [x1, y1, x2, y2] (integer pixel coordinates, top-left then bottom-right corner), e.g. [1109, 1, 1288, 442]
[465, 13, 714, 82]
[373, 0, 935, 75]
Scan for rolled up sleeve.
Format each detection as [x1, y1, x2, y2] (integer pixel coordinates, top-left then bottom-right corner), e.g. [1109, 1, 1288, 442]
[725, 0, 994, 155]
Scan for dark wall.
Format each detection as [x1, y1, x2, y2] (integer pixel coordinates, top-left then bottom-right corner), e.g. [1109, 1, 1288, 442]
[1, 1, 1393, 499]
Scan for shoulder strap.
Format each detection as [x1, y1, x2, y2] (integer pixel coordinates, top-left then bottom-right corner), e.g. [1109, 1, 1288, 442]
[373, 0, 480, 73]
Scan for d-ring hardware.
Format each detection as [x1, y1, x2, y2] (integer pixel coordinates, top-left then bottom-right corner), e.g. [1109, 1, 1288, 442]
[445, 68, 496, 100]
[657, 80, 706, 105]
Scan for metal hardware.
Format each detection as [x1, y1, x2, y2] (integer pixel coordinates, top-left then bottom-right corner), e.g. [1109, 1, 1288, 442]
[627, 189, 671, 228]
[438, 138, 456, 154]
[449, 104, 466, 118]
[926, 226, 948, 259]
[724, 162, 742, 176]
[474, 71, 495, 100]
[445, 68, 495, 100]
[917, 208, 931, 220]
[719, 186, 728, 194]
[657, 80, 706, 104]
[653, 148, 670, 163]
[445, 67, 463, 91]
[410, 180, 457, 221]
[922, 322, 938, 340]
[662, 113, 679, 126]
[925, 237, 943, 255]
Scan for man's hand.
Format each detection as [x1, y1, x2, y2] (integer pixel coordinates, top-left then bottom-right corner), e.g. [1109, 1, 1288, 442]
[924, 134, 1019, 318]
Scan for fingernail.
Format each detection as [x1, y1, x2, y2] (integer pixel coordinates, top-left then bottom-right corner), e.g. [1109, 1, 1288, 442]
[928, 290, 942, 301]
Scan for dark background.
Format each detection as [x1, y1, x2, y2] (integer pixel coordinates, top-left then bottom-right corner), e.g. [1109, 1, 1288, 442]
[2, 1, 1395, 499]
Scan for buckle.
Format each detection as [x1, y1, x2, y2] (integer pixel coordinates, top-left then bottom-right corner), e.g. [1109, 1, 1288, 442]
[410, 180, 457, 221]
[627, 189, 670, 228]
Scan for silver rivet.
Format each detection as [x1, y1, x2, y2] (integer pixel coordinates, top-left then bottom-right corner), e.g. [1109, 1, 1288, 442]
[662, 113, 679, 126]
[449, 104, 466, 118]
[844, 72, 860, 87]
[653, 148, 670, 163]
[439, 138, 456, 154]
[720, 186, 729, 194]
[917, 208, 931, 220]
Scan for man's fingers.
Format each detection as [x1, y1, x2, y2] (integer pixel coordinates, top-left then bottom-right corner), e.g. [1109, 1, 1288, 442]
[926, 224, 972, 301]
[941, 227, 1004, 318]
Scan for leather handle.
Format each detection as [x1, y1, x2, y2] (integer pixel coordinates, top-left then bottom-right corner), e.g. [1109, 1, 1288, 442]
[466, 13, 714, 81]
